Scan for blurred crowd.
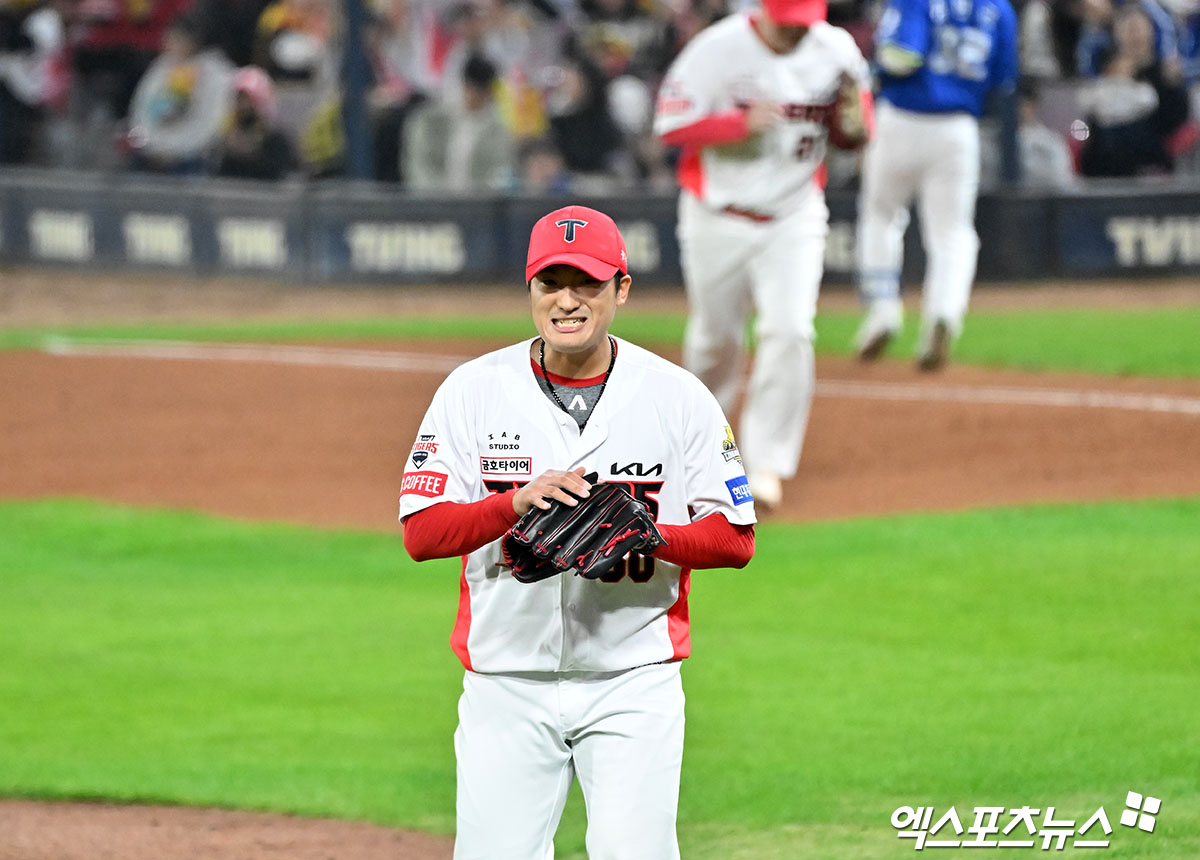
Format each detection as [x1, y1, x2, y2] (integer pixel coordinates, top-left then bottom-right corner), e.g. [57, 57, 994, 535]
[1, 0, 1199, 188]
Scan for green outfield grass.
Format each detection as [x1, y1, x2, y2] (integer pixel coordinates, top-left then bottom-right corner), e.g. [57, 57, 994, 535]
[3, 304, 1200, 377]
[2, 498, 1198, 858]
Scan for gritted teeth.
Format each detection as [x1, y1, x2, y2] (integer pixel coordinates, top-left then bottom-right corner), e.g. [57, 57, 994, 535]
[554, 318, 585, 329]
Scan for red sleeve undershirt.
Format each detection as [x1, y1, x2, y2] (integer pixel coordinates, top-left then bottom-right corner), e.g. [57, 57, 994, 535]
[655, 513, 755, 570]
[402, 490, 520, 562]
[659, 110, 751, 148]
[403, 493, 755, 570]
[663, 93, 877, 152]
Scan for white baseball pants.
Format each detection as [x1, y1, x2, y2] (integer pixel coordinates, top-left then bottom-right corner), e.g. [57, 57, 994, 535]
[677, 190, 827, 480]
[857, 101, 981, 338]
[453, 661, 685, 860]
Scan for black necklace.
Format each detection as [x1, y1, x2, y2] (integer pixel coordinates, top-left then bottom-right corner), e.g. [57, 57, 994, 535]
[539, 336, 616, 426]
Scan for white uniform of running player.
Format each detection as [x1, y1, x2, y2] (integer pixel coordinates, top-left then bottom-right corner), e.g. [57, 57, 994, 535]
[654, 0, 871, 508]
[400, 206, 756, 859]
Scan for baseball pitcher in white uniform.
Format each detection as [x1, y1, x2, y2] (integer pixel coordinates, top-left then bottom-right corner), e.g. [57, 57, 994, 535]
[400, 205, 756, 859]
[653, 0, 873, 510]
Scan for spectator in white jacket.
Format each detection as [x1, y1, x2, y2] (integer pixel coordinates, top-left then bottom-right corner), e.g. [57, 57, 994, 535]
[127, 13, 234, 174]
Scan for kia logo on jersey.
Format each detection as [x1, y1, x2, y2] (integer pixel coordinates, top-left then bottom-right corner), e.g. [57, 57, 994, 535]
[611, 462, 664, 477]
[555, 218, 588, 242]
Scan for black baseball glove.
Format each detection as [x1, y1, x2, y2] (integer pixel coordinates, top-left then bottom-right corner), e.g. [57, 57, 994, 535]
[502, 473, 667, 582]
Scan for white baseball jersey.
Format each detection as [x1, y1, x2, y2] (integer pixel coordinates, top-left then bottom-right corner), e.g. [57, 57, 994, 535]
[654, 15, 870, 217]
[399, 337, 756, 675]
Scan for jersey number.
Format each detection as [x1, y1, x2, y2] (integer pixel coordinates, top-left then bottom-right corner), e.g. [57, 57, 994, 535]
[596, 551, 656, 583]
[794, 134, 819, 160]
[929, 25, 992, 82]
[484, 479, 663, 583]
[594, 480, 662, 583]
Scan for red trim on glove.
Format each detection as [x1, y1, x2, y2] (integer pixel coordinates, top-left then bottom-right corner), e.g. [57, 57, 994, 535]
[653, 513, 755, 570]
[402, 490, 520, 562]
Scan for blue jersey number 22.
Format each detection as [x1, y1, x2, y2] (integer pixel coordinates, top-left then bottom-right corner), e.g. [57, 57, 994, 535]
[928, 25, 992, 81]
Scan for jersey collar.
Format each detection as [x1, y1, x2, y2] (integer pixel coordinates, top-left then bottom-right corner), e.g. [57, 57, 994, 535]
[749, 13, 809, 55]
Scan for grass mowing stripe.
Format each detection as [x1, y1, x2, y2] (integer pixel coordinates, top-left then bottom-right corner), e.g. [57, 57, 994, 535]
[5, 306, 1200, 377]
[1, 498, 1198, 859]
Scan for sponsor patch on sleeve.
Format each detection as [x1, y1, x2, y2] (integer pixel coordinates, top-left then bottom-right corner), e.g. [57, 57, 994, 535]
[721, 425, 742, 463]
[409, 435, 439, 469]
[725, 475, 753, 506]
[656, 81, 692, 115]
[401, 470, 447, 498]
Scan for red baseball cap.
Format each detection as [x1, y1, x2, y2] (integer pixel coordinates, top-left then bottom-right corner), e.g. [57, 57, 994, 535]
[761, 0, 826, 26]
[525, 205, 628, 283]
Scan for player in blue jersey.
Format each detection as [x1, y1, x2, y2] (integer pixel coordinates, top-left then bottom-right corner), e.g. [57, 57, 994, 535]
[854, 0, 1018, 370]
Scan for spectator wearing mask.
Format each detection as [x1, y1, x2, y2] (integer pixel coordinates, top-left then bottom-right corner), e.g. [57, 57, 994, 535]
[253, 0, 333, 84]
[126, 13, 234, 174]
[214, 65, 297, 179]
[403, 52, 515, 191]
[253, 0, 343, 175]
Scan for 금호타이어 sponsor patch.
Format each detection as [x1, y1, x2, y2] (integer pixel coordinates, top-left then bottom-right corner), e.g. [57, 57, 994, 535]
[480, 456, 532, 476]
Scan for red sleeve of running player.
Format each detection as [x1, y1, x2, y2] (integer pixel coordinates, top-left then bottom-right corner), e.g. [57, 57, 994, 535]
[659, 110, 751, 148]
[652, 512, 755, 569]
[402, 491, 520, 562]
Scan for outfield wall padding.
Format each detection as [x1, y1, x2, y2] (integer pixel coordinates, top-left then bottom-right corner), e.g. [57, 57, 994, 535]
[3, 168, 1199, 285]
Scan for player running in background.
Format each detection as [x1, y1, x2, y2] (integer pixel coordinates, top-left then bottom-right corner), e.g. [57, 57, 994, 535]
[653, 0, 872, 511]
[854, 0, 1018, 371]
[400, 205, 756, 859]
